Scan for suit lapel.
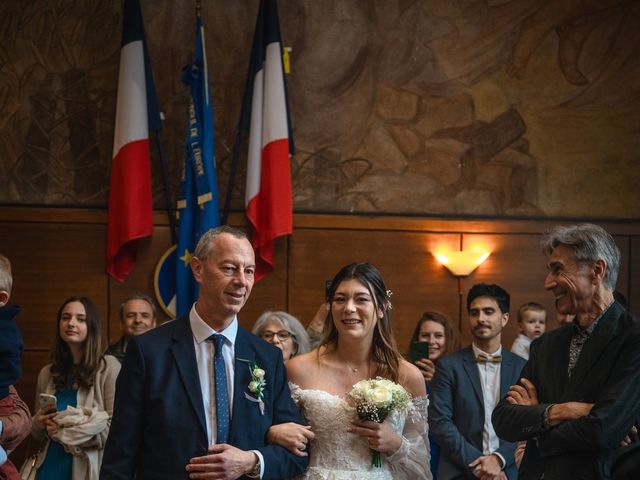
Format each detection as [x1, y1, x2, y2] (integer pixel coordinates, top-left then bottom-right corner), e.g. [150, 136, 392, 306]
[230, 328, 256, 433]
[462, 347, 484, 406]
[500, 352, 515, 397]
[170, 318, 207, 436]
[564, 304, 621, 395]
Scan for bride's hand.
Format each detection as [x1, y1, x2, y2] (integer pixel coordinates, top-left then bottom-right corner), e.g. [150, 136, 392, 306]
[348, 418, 402, 455]
[266, 422, 314, 456]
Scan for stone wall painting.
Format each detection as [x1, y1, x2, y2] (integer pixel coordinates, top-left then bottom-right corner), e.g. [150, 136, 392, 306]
[1, 0, 639, 219]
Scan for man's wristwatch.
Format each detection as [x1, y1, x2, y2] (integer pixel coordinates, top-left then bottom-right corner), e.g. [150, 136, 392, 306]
[246, 452, 261, 478]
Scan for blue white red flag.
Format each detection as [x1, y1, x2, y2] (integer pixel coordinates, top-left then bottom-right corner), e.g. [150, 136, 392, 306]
[242, 0, 293, 281]
[107, 0, 161, 282]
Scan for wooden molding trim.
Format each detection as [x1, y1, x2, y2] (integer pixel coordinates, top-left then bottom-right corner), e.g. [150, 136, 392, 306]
[2, 206, 640, 235]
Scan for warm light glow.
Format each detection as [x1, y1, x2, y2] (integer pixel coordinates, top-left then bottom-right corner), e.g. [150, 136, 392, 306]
[433, 250, 491, 276]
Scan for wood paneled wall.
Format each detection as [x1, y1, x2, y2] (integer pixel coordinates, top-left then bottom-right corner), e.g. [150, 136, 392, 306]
[2, 207, 640, 430]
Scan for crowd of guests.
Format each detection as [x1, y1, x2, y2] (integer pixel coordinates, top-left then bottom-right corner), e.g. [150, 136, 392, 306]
[1, 222, 640, 479]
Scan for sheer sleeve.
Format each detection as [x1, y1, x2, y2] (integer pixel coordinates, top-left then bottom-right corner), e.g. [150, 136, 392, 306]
[386, 395, 432, 480]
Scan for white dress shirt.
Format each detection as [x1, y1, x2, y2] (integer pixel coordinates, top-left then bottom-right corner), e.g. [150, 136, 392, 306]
[472, 343, 506, 468]
[189, 305, 265, 478]
[189, 305, 237, 444]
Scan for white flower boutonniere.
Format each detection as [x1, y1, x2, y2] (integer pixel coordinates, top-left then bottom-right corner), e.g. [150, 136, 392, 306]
[239, 359, 266, 415]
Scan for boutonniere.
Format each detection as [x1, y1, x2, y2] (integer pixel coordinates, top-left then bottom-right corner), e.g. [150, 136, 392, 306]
[238, 358, 266, 415]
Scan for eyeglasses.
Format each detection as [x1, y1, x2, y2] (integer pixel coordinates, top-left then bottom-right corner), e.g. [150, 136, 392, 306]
[261, 330, 293, 341]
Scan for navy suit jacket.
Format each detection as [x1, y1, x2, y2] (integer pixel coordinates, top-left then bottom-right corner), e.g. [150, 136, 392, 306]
[100, 316, 308, 480]
[493, 302, 640, 480]
[428, 346, 526, 480]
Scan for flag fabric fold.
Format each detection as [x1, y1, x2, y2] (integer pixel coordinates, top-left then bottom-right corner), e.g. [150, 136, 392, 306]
[106, 0, 161, 282]
[175, 14, 220, 317]
[242, 0, 293, 281]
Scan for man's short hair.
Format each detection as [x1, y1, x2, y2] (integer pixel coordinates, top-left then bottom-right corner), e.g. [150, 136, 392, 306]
[119, 294, 157, 322]
[467, 283, 510, 314]
[541, 223, 620, 291]
[194, 226, 249, 260]
[0, 254, 12, 294]
[517, 302, 546, 323]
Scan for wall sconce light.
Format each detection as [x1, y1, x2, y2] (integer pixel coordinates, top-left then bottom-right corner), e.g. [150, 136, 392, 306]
[433, 250, 490, 277]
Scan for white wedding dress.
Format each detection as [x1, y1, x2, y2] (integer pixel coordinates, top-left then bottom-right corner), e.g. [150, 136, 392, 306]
[290, 384, 432, 480]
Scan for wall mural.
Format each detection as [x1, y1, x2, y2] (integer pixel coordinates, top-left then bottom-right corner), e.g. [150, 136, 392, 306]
[1, 0, 639, 219]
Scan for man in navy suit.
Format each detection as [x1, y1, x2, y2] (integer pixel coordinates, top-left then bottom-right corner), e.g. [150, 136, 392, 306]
[493, 224, 640, 480]
[428, 283, 526, 480]
[101, 226, 308, 479]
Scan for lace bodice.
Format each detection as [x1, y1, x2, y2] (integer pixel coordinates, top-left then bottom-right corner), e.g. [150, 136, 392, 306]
[290, 383, 432, 480]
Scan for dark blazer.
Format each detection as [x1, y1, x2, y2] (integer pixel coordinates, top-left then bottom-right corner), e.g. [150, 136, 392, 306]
[492, 302, 640, 480]
[100, 316, 308, 480]
[428, 346, 526, 480]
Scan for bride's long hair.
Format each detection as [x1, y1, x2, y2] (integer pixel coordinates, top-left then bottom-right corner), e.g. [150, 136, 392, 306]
[320, 262, 402, 382]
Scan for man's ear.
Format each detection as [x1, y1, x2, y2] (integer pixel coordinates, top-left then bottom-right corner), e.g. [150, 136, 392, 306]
[501, 311, 510, 327]
[190, 255, 202, 283]
[593, 259, 606, 284]
[0, 290, 8, 307]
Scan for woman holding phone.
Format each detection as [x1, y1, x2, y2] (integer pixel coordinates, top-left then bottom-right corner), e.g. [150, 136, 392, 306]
[409, 311, 460, 479]
[26, 296, 120, 480]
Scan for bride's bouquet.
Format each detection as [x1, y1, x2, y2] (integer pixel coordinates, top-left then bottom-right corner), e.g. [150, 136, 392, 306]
[348, 377, 412, 468]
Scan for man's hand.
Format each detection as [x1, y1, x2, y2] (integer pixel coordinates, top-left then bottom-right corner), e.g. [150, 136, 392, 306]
[619, 425, 638, 447]
[468, 454, 503, 479]
[414, 358, 436, 383]
[506, 378, 539, 406]
[548, 402, 594, 426]
[186, 444, 257, 480]
[307, 303, 328, 334]
[266, 422, 314, 456]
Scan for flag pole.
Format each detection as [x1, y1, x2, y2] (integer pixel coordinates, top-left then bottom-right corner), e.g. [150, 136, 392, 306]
[221, 132, 242, 226]
[154, 127, 177, 244]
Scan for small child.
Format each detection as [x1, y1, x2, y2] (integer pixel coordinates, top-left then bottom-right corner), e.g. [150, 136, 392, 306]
[511, 302, 546, 360]
[0, 254, 24, 468]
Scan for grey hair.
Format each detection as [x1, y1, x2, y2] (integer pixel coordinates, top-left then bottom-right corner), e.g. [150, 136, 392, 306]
[118, 294, 157, 322]
[252, 310, 311, 356]
[194, 225, 249, 259]
[541, 223, 620, 291]
[0, 254, 12, 294]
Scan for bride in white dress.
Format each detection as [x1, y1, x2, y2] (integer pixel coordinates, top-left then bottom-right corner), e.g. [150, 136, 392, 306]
[267, 262, 432, 479]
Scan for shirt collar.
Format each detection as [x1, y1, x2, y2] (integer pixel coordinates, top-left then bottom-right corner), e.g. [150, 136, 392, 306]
[571, 300, 614, 336]
[189, 303, 238, 347]
[472, 343, 502, 358]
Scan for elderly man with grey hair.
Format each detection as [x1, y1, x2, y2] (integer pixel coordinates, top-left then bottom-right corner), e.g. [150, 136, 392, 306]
[492, 223, 640, 480]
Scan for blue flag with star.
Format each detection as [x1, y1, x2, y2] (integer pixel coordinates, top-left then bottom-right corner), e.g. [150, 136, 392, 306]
[176, 13, 220, 317]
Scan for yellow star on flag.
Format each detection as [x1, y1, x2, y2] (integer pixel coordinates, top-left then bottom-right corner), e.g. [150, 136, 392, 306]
[180, 249, 193, 267]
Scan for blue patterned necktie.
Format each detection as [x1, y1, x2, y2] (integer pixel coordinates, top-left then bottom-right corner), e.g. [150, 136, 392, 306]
[211, 333, 230, 444]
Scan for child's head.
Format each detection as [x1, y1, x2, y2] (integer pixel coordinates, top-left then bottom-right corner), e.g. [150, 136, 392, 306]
[0, 254, 12, 307]
[517, 302, 546, 340]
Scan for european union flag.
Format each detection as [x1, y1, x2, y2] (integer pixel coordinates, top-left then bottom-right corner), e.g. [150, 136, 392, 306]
[176, 14, 220, 318]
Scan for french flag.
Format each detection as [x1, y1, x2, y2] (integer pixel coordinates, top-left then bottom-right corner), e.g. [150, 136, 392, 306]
[244, 0, 293, 281]
[106, 0, 161, 282]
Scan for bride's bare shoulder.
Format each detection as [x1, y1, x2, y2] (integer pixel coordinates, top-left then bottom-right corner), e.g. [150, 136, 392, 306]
[286, 349, 322, 384]
[398, 359, 427, 397]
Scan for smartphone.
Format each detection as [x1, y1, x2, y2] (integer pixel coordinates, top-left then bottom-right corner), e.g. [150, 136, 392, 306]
[39, 393, 57, 414]
[410, 341, 430, 363]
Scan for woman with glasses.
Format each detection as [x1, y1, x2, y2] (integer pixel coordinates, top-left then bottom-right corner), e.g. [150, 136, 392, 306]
[252, 311, 311, 362]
